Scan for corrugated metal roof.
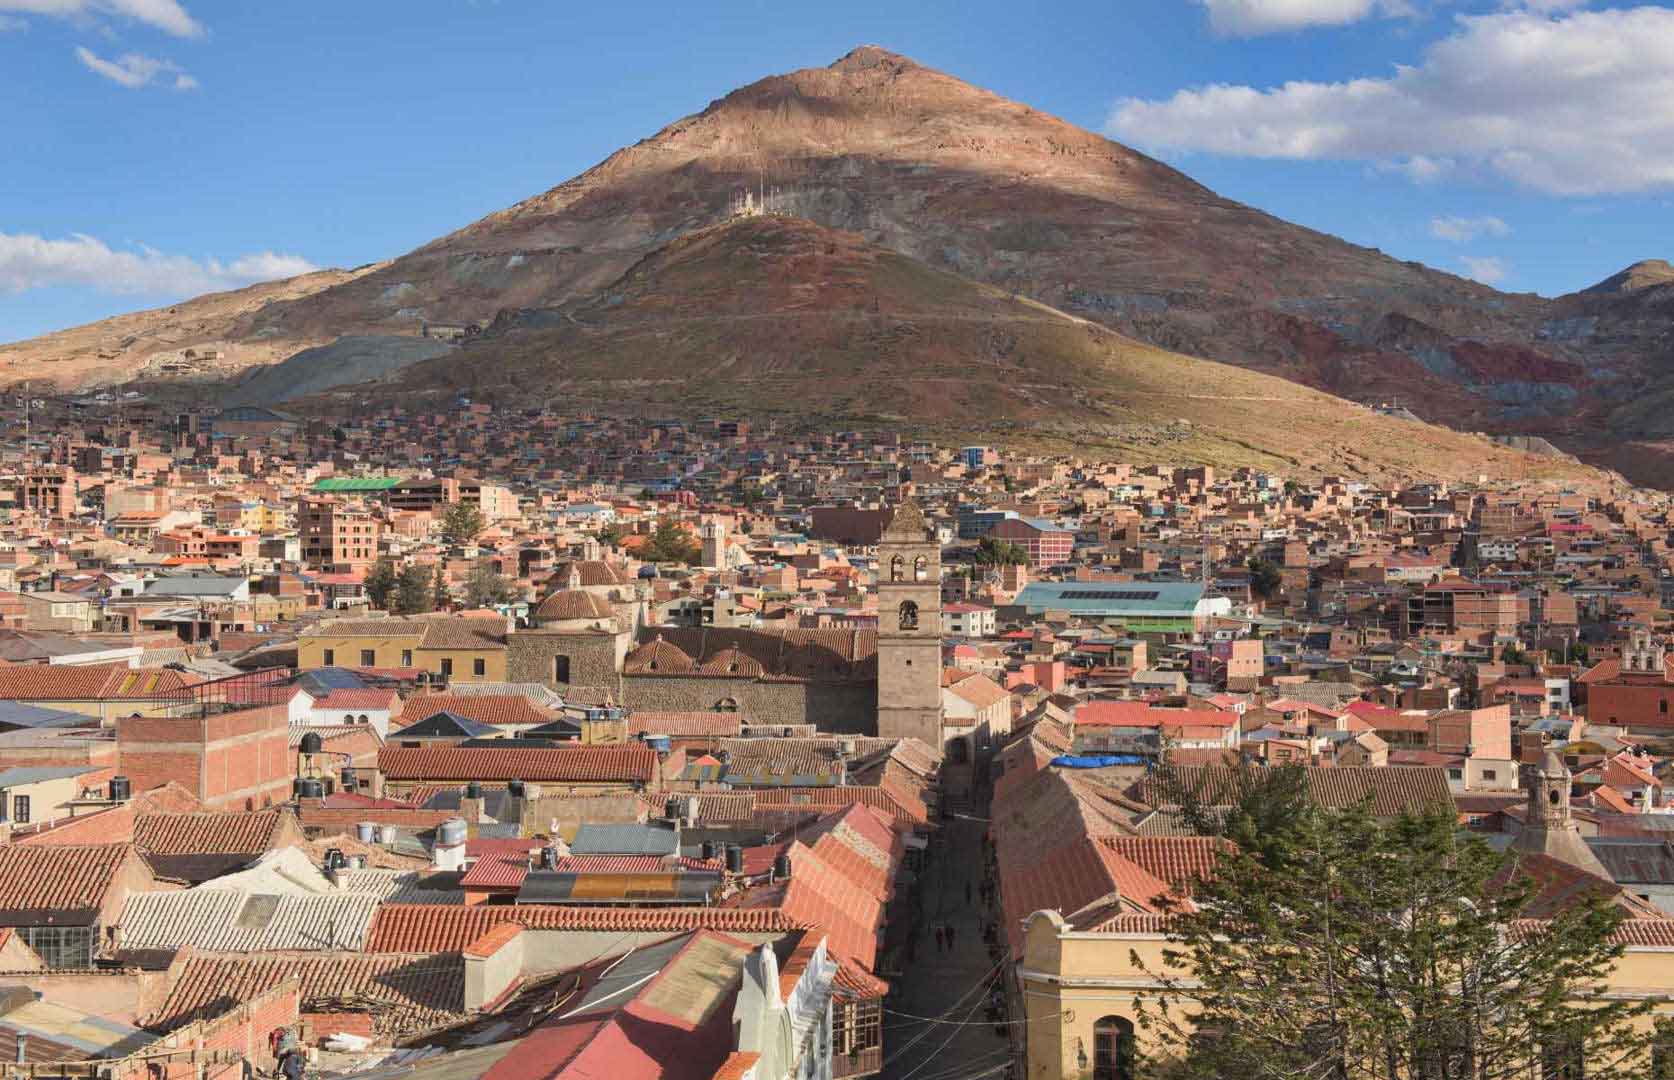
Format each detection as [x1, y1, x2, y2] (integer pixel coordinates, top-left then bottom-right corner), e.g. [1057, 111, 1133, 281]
[117, 890, 381, 952]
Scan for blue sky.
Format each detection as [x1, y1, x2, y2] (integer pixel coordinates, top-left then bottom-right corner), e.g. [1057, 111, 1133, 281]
[2, 0, 1671, 343]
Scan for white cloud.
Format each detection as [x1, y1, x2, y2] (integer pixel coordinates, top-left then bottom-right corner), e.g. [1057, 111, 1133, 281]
[74, 45, 194, 89]
[0, 0, 200, 36]
[1429, 215, 1512, 242]
[1195, 0, 1410, 35]
[1109, 7, 1674, 195]
[0, 232, 317, 297]
[1458, 255, 1510, 284]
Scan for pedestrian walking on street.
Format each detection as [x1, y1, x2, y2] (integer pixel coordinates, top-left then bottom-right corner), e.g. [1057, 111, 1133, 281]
[946, 924, 957, 949]
[965, 881, 972, 904]
[935, 925, 946, 952]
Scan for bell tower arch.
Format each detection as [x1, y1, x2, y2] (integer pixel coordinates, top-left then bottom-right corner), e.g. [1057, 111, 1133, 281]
[876, 500, 944, 750]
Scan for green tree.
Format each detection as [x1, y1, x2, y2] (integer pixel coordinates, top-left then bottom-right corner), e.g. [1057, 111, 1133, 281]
[363, 559, 398, 611]
[595, 524, 625, 548]
[973, 536, 1030, 566]
[432, 564, 451, 611]
[394, 564, 435, 615]
[1247, 557, 1282, 599]
[464, 563, 515, 608]
[1501, 642, 1528, 664]
[1133, 794, 1654, 1080]
[641, 518, 701, 564]
[440, 500, 485, 546]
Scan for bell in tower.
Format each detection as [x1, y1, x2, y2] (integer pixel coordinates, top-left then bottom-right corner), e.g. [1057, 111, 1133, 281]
[875, 499, 944, 751]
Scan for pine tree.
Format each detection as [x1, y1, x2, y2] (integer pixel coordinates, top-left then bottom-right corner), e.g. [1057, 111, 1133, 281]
[432, 564, 450, 611]
[464, 563, 514, 608]
[1133, 794, 1655, 1080]
[642, 519, 701, 564]
[440, 500, 485, 546]
[394, 564, 434, 614]
[363, 559, 398, 610]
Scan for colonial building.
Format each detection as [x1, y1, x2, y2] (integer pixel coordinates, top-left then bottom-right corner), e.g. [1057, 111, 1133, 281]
[875, 501, 944, 749]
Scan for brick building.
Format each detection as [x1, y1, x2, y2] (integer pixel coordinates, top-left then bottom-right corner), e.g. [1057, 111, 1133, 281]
[116, 705, 293, 811]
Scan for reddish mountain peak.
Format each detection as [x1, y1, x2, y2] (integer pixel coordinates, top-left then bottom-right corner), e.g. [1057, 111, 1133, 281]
[827, 45, 919, 75]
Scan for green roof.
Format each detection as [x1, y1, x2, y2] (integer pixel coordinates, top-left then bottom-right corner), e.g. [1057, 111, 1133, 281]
[311, 476, 404, 492]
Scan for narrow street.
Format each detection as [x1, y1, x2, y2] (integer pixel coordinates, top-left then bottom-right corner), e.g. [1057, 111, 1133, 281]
[880, 793, 1012, 1080]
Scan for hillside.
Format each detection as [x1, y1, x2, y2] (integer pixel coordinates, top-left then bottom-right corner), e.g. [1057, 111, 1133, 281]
[0, 266, 379, 390]
[3, 46, 1669, 481]
[290, 217, 1604, 486]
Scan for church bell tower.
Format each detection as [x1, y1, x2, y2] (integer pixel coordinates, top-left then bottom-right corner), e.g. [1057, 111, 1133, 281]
[875, 500, 944, 750]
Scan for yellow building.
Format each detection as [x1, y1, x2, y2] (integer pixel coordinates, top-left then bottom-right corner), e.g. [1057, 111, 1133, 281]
[297, 615, 509, 682]
[1001, 742, 1674, 1079]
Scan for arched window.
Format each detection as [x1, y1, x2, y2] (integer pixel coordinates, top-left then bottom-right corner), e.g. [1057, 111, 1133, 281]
[898, 600, 919, 631]
[714, 697, 739, 713]
[913, 556, 928, 582]
[948, 737, 970, 765]
[1093, 1016, 1135, 1080]
[358, 714, 369, 724]
[343, 714, 354, 725]
[890, 556, 904, 582]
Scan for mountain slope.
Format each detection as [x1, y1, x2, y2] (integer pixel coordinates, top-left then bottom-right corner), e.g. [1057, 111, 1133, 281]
[0, 266, 380, 390]
[294, 216, 1602, 486]
[4, 47, 1668, 481]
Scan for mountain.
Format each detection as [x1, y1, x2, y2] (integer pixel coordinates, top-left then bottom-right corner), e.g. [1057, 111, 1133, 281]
[3, 46, 1667, 482]
[0, 266, 378, 390]
[277, 215, 1601, 485]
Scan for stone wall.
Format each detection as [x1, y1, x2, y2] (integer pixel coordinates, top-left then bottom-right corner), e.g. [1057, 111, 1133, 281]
[621, 675, 877, 734]
[507, 629, 625, 698]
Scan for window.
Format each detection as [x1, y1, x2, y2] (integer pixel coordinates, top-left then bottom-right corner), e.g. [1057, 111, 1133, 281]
[358, 714, 369, 725]
[440, 658, 453, 678]
[913, 556, 928, 582]
[401, 649, 413, 667]
[554, 655, 571, 683]
[360, 649, 376, 666]
[890, 556, 904, 583]
[473, 657, 486, 677]
[714, 698, 739, 713]
[899, 600, 919, 631]
[1448, 768, 1463, 781]
[19, 925, 92, 969]
[323, 649, 335, 666]
[1093, 1016, 1136, 1080]
[1483, 769, 1498, 781]
[12, 795, 29, 824]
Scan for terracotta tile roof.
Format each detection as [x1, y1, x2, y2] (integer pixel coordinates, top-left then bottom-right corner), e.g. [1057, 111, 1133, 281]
[400, 693, 554, 727]
[534, 590, 616, 622]
[1094, 836, 1228, 891]
[762, 840, 882, 973]
[1130, 764, 1455, 817]
[752, 785, 928, 828]
[0, 663, 200, 701]
[365, 903, 807, 953]
[312, 688, 401, 711]
[143, 949, 465, 1035]
[629, 712, 743, 738]
[377, 745, 658, 784]
[625, 628, 876, 684]
[462, 922, 523, 959]
[301, 615, 507, 651]
[625, 637, 698, 675]
[0, 843, 138, 923]
[133, 809, 297, 855]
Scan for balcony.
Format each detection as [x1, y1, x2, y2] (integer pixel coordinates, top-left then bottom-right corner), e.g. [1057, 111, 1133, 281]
[832, 1047, 883, 1078]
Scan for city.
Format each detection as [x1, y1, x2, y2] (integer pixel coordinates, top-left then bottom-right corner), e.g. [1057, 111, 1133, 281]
[4, 3, 1674, 1077]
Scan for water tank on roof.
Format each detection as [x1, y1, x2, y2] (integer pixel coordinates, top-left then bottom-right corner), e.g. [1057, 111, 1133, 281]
[437, 818, 468, 848]
[540, 846, 558, 871]
[701, 840, 717, 861]
[299, 731, 323, 756]
[323, 847, 346, 871]
[664, 797, 682, 820]
[507, 779, 526, 798]
[773, 853, 792, 881]
[465, 781, 483, 800]
[379, 824, 399, 845]
[646, 735, 672, 757]
[295, 778, 325, 799]
[108, 776, 131, 802]
[341, 767, 356, 790]
[356, 822, 377, 843]
[725, 844, 744, 874]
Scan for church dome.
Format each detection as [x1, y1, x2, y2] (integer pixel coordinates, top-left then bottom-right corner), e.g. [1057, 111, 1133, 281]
[534, 589, 615, 626]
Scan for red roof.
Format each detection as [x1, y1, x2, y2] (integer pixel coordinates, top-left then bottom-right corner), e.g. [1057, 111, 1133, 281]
[365, 904, 805, 953]
[376, 746, 658, 784]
